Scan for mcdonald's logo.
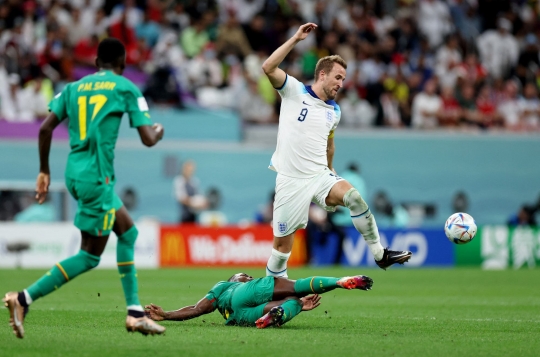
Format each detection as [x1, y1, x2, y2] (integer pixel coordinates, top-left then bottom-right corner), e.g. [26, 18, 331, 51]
[160, 230, 187, 266]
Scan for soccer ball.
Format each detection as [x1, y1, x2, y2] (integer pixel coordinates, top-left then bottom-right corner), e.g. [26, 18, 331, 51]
[444, 212, 477, 244]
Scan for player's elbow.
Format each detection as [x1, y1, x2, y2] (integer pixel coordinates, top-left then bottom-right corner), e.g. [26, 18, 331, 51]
[140, 137, 154, 147]
[261, 61, 274, 75]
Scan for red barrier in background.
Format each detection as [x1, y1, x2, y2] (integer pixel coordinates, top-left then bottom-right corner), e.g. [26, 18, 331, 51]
[160, 225, 306, 267]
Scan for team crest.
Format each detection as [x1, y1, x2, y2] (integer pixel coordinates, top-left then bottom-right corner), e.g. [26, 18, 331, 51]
[278, 221, 288, 234]
[326, 111, 333, 128]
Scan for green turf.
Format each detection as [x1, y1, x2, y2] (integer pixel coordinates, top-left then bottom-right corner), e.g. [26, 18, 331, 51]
[1, 267, 539, 357]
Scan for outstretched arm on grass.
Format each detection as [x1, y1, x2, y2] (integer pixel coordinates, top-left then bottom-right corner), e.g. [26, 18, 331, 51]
[145, 297, 215, 322]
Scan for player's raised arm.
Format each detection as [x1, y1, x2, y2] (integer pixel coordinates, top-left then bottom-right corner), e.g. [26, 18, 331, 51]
[262, 23, 317, 88]
[144, 297, 215, 322]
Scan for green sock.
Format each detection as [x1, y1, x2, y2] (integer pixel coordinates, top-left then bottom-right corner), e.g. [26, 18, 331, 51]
[280, 299, 303, 325]
[26, 250, 100, 302]
[117, 226, 141, 308]
[294, 277, 340, 294]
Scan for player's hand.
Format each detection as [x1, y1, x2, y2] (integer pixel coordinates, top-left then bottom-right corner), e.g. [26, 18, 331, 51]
[153, 123, 164, 141]
[35, 172, 50, 204]
[294, 23, 317, 41]
[331, 168, 338, 176]
[300, 294, 321, 311]
[144, 303, 165, 321]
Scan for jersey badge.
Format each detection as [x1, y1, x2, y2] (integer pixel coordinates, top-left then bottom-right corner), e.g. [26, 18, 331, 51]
[278, 221, 288, 234]
[326, 111, 334, 128]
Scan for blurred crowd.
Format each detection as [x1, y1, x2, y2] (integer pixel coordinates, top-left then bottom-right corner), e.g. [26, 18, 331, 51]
[1, 0, 540, 130]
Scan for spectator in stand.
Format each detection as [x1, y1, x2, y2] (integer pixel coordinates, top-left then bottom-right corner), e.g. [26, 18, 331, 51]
[0, 73, 47, 123]
[477, 17, 519, 80]
[167, 2, 190, 32]
[186, 42, 223, 90]
[76, 0, 101, 37]
[238, 75, 274, 124]
[438, 85, 461, 127]
[20, 1, 44, 49]
[74, 34, 100, 67]
[93, 8, 110, 38]
[180, 13, 211, 58]
[378, 86, 403, 128]
[110, 0, 143, 28]
[417, 0, 452, 49]
[109, 10, 138, 63]
[497, 79, 522, 130]
[476, 84, 504, 129]
[217, 0, 265, 25]
[136, 11, 161, 48]
[145, 31, 187, 104]
[518, 82, 540, 131]
[449, 0, 481, 45]
[456, 52, 487, 86]
[516, 34, 540, 86]
[215, 11, 252, 60]
[337, 88, 376, 128]
[457, 83, 482, 128]
[68, 8, 89, 47]
[412, 78, 442, 129]
[392, 16, 419, 53]
[435, 34, 462, 89]
[243, 14, 269, 53]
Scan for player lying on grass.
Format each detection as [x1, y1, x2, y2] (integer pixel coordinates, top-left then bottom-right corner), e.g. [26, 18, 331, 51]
[144, 273, 373, 328]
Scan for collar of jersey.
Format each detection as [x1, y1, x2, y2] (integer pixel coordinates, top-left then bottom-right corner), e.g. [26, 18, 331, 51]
[305, 85, 337, 107]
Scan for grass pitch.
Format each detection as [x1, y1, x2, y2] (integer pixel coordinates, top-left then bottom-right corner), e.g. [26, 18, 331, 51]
[1, 267, 539, 357]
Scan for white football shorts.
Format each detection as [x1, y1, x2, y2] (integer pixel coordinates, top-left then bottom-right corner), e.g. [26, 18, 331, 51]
[272, 167, 343, 237]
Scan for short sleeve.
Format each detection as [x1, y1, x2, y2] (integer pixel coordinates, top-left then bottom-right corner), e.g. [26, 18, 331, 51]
[48, 85, 69, 120]
[276, 74, 305, 99]
[332, 104, 341, 131]
[125, 83, 152, 128]
[204, 290, 219, 308]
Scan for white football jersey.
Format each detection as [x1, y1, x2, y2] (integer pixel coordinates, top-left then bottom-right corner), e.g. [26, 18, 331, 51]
[269, 74, 341, 178]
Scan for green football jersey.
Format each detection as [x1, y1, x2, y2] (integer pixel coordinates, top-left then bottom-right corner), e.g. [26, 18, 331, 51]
[205, 281, 241, 323]
[49, 70, 152, 184]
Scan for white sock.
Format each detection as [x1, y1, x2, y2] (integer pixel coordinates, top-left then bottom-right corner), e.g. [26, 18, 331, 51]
[351, 211, 384, 260]
[23, 289, 33, 306]
[344, 188, 385, 261]
[266, 248, 291, 278]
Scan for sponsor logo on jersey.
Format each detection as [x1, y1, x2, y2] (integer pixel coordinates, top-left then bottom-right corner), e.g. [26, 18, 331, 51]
[302, 100, 311, 106]
[278, 222, 288, 234]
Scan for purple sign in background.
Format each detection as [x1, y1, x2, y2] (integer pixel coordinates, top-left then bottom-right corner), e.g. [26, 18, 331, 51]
[0, 121, 69, 140]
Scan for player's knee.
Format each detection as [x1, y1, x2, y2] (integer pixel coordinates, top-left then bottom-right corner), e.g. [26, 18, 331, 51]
[343, 188, 368, 214]
[79, 250, 100, 269]
[118, 225, 138, 246]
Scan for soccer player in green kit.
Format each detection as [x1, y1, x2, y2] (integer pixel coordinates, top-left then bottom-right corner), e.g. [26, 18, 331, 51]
[3, 38, 165, 338]
[144, 273, 373, 328]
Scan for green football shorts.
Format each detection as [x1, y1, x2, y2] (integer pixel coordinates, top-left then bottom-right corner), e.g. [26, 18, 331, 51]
[228, 276, 275, 326]
[66, 178, 123, 236]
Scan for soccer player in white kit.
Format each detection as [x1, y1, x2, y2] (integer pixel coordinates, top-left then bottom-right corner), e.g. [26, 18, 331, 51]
[262, 23, 412, 278]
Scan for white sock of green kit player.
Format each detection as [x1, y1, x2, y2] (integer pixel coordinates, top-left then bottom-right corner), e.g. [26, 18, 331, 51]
[343, 188, 385, 261]
[266, 249, 291, 278]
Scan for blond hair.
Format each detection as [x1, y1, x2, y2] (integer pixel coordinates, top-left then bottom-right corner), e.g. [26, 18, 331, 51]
[314, 55, 347, 82]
